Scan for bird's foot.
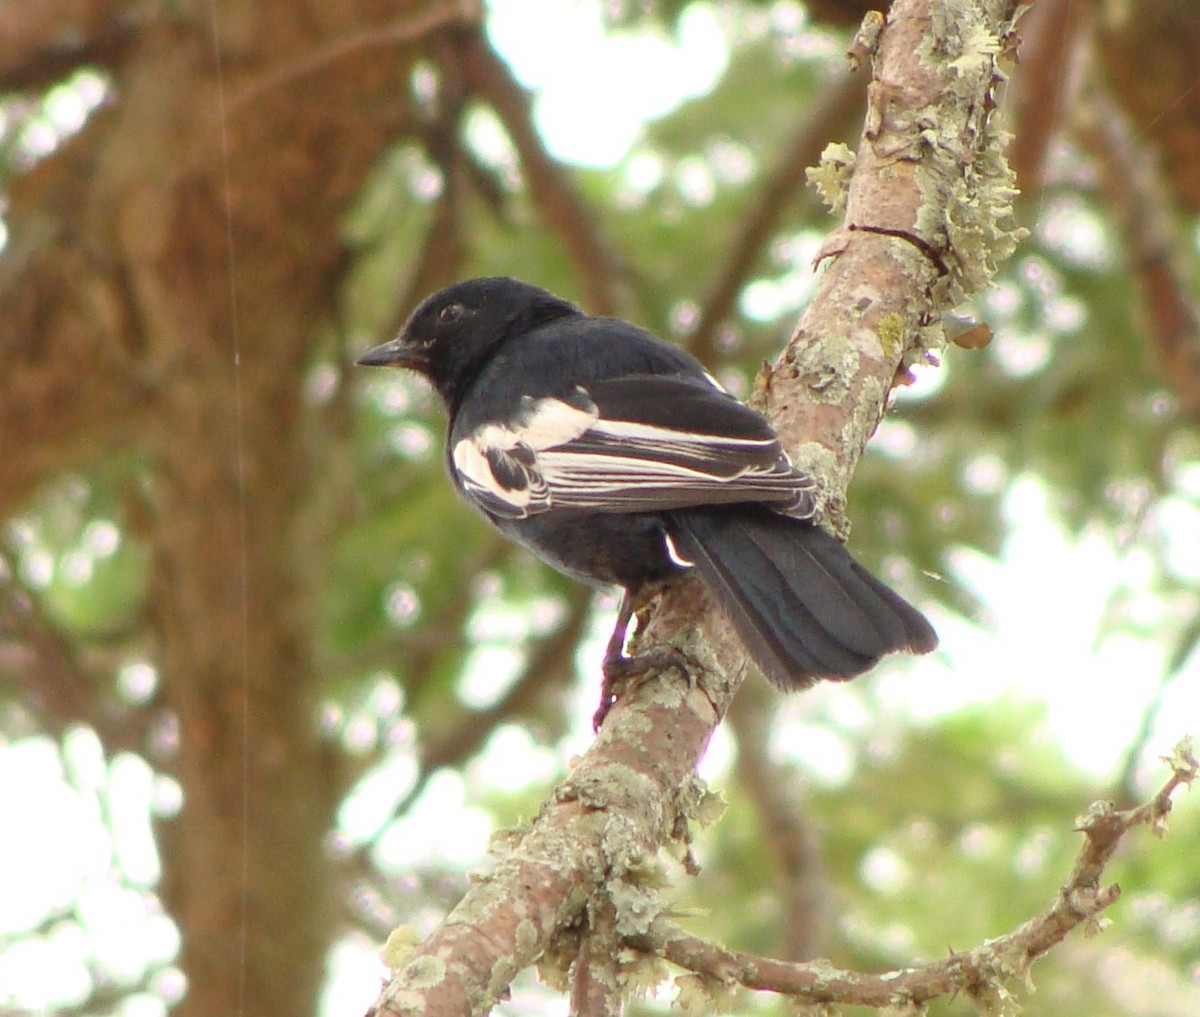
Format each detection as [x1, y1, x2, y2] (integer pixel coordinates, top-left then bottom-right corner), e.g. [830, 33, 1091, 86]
[593, 647, 694, 731]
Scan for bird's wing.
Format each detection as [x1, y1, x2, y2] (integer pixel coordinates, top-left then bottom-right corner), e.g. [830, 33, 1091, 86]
[450, 375, 815, 519]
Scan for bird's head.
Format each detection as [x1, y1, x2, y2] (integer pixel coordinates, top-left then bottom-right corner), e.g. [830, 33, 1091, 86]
[356, 276, 579, 408]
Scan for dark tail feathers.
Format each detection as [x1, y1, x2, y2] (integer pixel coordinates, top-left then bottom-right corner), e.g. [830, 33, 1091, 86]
[667, 506, 937, 690]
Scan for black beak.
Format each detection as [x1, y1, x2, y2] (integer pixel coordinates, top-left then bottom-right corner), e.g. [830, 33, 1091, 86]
[356, 334, 427, 370]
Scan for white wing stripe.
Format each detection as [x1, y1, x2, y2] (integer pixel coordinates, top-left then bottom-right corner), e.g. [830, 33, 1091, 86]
[587, 417, 777, 448]
[451, 392, 813, 519]
[535, 450, 797, 485]
[472, 395, 596, 454]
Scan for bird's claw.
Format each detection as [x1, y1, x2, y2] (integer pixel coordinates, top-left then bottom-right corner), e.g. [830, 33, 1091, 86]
[593, 647, 694, 731]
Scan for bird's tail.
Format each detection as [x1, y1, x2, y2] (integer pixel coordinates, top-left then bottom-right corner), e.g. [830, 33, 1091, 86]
[667, 506, 937, 690]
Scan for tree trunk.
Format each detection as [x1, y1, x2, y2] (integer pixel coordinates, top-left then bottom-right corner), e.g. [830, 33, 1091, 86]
[0, 2, 445, 1013]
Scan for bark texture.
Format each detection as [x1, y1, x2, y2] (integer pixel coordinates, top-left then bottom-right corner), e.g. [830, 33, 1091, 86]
[1, 3, 467, 1014]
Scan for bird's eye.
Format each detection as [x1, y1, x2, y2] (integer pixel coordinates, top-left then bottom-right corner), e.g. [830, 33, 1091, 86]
[438, 302, 465, 324]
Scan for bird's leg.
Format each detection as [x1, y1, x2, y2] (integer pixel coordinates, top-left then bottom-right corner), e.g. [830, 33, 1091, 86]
[594, 587, 693, 731]
[594, 590, 637, 729]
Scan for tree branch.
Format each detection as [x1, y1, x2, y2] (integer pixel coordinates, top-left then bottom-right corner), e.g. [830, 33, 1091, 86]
[757, 0, 1025, 524]
[1076, 75, 1200, 425]
[367, 655, 734, 1016]
[646, 738, 1196, 1008]
[570, 896, 624, 1017]
[1006, 0, 1089, 204]
[0, 0, 135, 89]
[0, 123, 155, 519]
[225, 1, 480, 116]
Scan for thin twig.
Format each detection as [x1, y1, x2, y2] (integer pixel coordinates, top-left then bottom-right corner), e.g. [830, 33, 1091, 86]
[647, 739, 1197, 1007]
[571, 897, 624, 1017]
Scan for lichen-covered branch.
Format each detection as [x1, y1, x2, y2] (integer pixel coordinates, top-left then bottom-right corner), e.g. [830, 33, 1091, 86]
[645, 738, 1196, 1010]
[764, 0, 1026, 527]
[368, 677, 730, 1017]
[644, 0, 1027, 694]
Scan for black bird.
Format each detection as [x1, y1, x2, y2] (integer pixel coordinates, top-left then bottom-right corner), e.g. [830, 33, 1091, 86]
[358, 277, 936, 726]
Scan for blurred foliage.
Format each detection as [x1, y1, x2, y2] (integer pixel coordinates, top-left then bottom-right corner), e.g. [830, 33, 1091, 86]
[3, 1, 1199, 1016]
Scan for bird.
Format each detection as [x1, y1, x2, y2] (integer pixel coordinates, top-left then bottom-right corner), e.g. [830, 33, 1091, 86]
[357, 276, 937, 728]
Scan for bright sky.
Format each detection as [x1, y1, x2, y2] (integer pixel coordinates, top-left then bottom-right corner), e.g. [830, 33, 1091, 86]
[486, 0, 730, 166]
[2, 3, 1198, 1015]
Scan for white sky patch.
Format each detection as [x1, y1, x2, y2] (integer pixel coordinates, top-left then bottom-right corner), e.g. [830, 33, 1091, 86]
[772, 719, 856, 786]
[860, 845, 911, 894]
[456, 644, 527, 709]
[486, 0, 728, 167]
[0, 738, 109, 936]
[0, 933, 92, 1011]
[320, 935, 390, 1017]
[697, 721, 734, 783]
[768, 470, 1199, 789]
[373, 770, 492, 871]
[462, 104, 520, 185]
[468, 724, 561, 793]
[1036, 195, 1114, 271]
[874, 476, 1198, 780]
[338, 752, 420, 845]
[738, 230, 826, 323]
[108, 754, 161, 887]
[1157, 495, 1200, 581]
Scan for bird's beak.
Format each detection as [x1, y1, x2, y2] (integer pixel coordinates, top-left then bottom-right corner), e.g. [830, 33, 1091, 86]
[356, 333, 428, 370]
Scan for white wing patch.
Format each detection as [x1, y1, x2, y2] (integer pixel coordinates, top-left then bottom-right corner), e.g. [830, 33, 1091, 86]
[478, 395, 596, 452]
[452, 392, 597, 516]
[452, 387, 815, 520]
